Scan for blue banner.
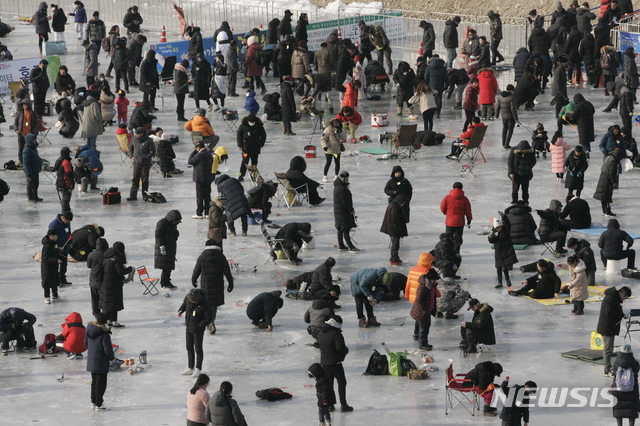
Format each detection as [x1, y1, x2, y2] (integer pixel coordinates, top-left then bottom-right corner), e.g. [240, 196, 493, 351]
[620, 31, 640, 52]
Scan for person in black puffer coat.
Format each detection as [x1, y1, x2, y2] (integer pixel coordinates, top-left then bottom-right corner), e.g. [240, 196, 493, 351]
[122, 5, 143, 36]
[139, 50, 159, 109]
[419, 20, 436, 59]
[99, 242, 132, 327]
[489, 214, 518, 288]
[70, 223, 104, 261]
[247, 181, 277, 223]
[431, 233, 462, 278]
[442, 17, 461, 68]
[316, 315, 352, 412]
[594, 149, 626, 215]
[580, 31, 597, 86]
[560, 194, 592, 229]
[564, 145, 588, 197]
[86, 238, 108, 315]
[446, 68, 470, 109]
[33, 2, 50, 53]
[281, 77, 297, 135]
[263, 93, 282, 120]
[128, 99, 155, 130]
[191, 54, 212, 110]
[41, 230, 61, 301]
[509, 259, 561, 298]
[246, 290, 283, 331]
[504, 202, 539, 245]
[84, 313, 114, 409]
[275, 222, 312, 264]
[598, 286, 632, 376]
[333, 171, 357, 251]
[154, 210, 181, 289]
[536, 199, 569, 255]
[599, 218, 636, 270]
[513, 48, 532, 82]
[286, 156, 324, 205]
[237, 114, 266, 180]
[295, 13, 308, 44]
[126, 33, 147, 86]
[384, 165, 412, 222]
[423, 55, 447, 117]
[276, 35, 295, 81]
[216, 174, 251, 236]
[188, 142, 214, 218]
[508, 140, 537, 204]
[464, 361, 503, 414]
[392, 61, 416, 116]
[415, 129, 445, 146]
[178, 288, 213, 375]
[565, 93, 595, 151]
[186, 26, 203, 60]
[564, 25, 583, 84]
[334, 46, 352, 93]
[56, 98, 80, 139]
[611, 344, 640, 424]
[364, 60, 389, 91]
[305, 258, 341, 302]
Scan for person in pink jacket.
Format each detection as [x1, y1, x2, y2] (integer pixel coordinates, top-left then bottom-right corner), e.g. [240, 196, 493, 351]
[187, 374, 210, 426]
[548, 130, 571, 183]
[477, 67, 498, 120]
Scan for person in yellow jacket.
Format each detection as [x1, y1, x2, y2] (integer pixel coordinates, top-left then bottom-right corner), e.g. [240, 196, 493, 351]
[211, 145, 228, 175]
[404, 252, 440, 341]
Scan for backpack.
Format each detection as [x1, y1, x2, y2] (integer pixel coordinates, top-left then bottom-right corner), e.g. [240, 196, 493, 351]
[0, 49, 13, 61]
[400, 358, 418, 376]
[601, 52, 611, 69]
[102, 36, 110, 52]
[255, 387, 293, 401]
[364, 349, 389, 375]
[256, 49, 265, 67]
[616, 366, 635, 392]
[39, 333, 60, 354]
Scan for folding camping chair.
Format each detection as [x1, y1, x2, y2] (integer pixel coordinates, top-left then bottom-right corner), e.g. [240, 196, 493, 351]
[221, 108, 239, 131]
[537, 231, 556, 257]
[260, 222, 293, 264]
[37, 122, 52, 145]
[246, 165, 265, 187]
[116, 133, 132, 167]
[41, 159, 55, 184]
[445, 361, 481, 416]
[274, 172, 308, 209]
[137, 266, 160, 296]
[390, 123, 418, 160]
[457, 125, 487, 164]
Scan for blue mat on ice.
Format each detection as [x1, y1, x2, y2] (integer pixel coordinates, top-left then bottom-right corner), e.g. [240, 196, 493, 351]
[573, 225, 640, 239]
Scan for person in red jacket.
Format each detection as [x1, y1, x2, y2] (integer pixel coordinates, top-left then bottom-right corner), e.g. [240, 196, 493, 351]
[58, 311, 87, 359]
[477, 67, 498, 120]
[341, 80, 361, 109]
[335, 106, 362, 143]
[440, 182, 473, 247]
[447, 116, 486, 159]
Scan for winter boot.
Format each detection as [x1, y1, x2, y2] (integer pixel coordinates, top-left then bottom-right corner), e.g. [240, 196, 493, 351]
[397, 106, 403, 116]
[483, 405, 497, 416]
[445, 312, 459, 319]
[340, 404, 354, 412]
[452, 102, 462, 110]
[358, 318, 369, 328]
[368, 317, 381, 327]
[495, 268, 503, 288]
[407, 107, 414, 115]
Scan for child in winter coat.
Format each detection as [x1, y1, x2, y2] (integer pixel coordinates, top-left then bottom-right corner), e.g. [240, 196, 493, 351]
[466, 57, 479, 79]
[115, 90, 129, 125]
[548, 130, 571, 182]
[116, 123, 131, 143]
[353, 63, 367, 106]
[558, 256, 589, 315]
[308, 363, 335, 426]
[531, 123, 549, 157]
[58, 311, 87, 358]
[244, 89, 260, 114]
[342, 80, 361, 109]
[488, 215, 518, 289]
[335, 106, 362, 142]
[477, 67, 498, 120]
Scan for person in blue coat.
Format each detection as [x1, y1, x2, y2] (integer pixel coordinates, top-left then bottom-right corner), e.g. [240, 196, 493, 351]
[350, 267, 387, 328]
[85, 312, 115, 410]
[48, 211, 74, 285]
[76, 144, 103, 190]
[22, 134, 43, 203]
[244, 89, 260, 114]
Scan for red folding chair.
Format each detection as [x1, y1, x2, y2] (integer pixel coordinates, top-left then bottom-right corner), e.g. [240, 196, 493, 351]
[445, 361, 480, 416]
[137, 266, 159, 296]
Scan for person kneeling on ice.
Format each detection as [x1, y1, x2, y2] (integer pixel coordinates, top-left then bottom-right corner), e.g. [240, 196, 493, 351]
[500, 376, 537, 426]
[246, 290, 283, 332]
[509, 259, 561, 299]
[0, 307, 37, 355]
[57, 311, 87, 359]
[305, 296, 335, 346]
[308, 363, 335, 426]
[557, 255, 589, 315]
[350, 267, 386, 328]
[178, 288, 213, 378]
[460, 298, 495, 353]
[436, 277, 471, 319]
[464, 361, 503, 416]
[446, 116, 485, 160]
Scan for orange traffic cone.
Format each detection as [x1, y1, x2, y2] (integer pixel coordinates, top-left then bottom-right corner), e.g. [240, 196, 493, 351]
[418, 42, 424, 56]
[160, 26, 167, 43]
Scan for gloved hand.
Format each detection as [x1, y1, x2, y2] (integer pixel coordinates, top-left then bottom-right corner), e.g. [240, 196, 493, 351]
[160, 246, 166, 256]
[192, 281, 198, 288]
[292, 244, 299, 253]
[466, 220, 472, 226]
[323, 146, 328, 151]
[227, 283, 234, 292]
[577, 172, 583, 178]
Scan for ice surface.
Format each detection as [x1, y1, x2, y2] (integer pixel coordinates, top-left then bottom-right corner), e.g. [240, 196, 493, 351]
[0, 20, 638, 426]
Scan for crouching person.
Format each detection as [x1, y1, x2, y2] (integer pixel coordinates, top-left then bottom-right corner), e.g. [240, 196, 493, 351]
[58, 311, 87, 359]
[460, 298, 496, 354]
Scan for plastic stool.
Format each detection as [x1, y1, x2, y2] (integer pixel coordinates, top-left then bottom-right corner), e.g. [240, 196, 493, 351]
[606, 259, 621, 276]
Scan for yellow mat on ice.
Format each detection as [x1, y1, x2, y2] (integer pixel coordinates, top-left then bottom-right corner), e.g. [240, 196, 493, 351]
[508, 285, 625, 306]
